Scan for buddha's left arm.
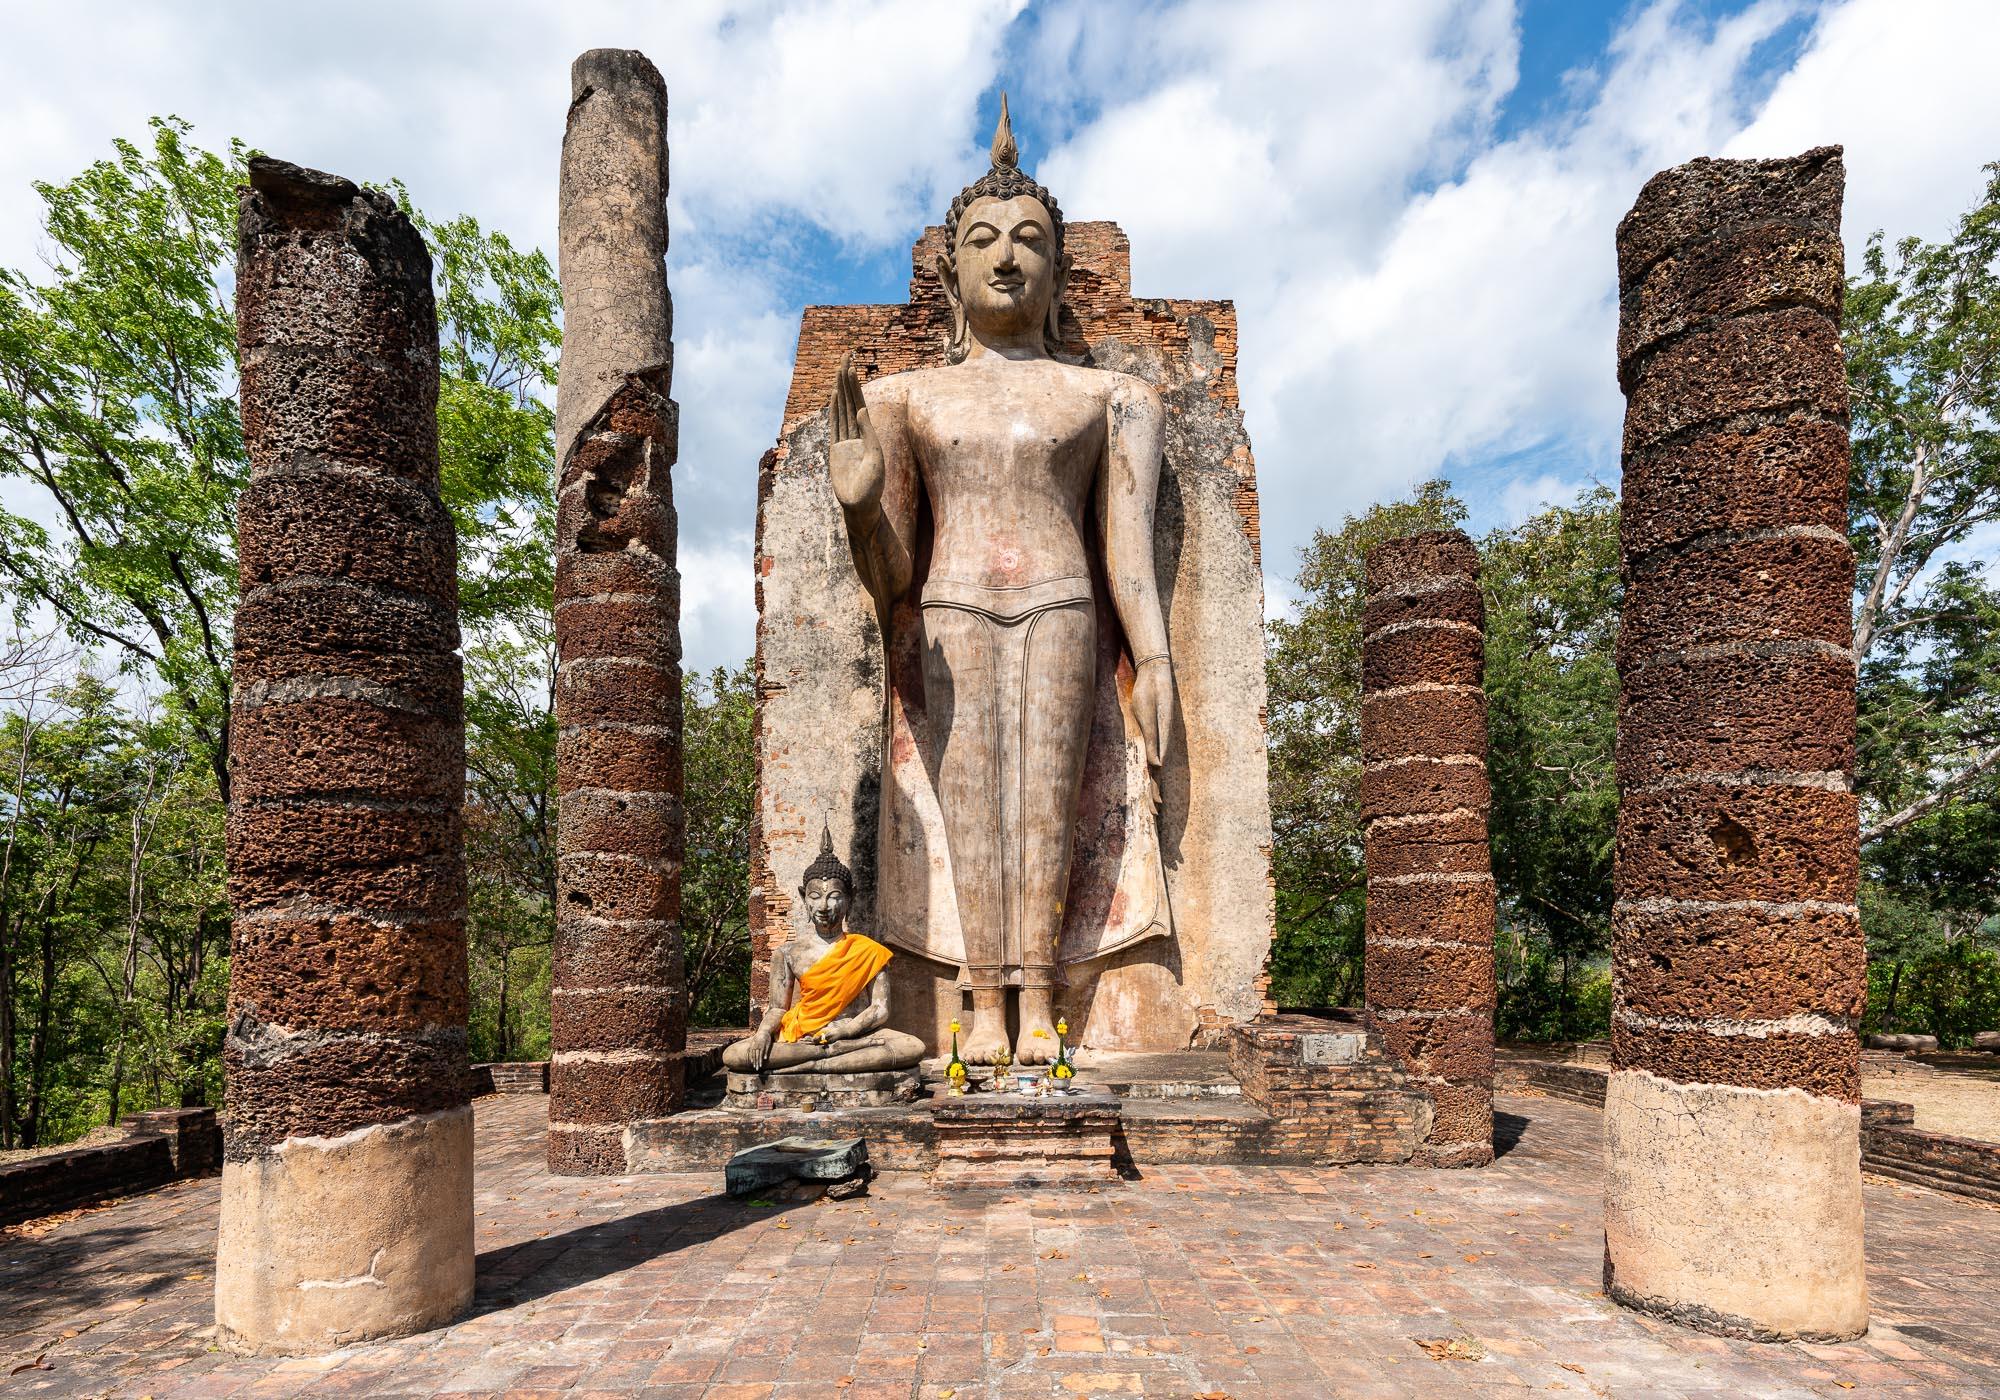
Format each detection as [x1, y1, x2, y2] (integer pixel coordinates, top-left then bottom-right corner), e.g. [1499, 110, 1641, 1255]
[1102, 375, 1174, 763]
[826, 971, 891, 1041]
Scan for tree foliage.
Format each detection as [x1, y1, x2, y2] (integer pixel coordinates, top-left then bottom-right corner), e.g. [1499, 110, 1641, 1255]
[1481, 487, 1619, 1041]
[1844, 163, 2000, 1041]
[0, 121, 594, 1143]
[683, 665, 755, 1027]
[1266, 482, 1622, 1039]
[0, 119, 242, 798]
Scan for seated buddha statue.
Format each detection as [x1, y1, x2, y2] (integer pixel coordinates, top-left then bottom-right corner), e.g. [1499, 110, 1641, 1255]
[723, 828, 927, 1076]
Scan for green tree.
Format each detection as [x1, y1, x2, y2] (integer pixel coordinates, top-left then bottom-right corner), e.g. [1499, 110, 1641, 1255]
[0, 120, 565, 1131]
[463, 631, 556, 1064]
[0, 119, 242, 798]
[1481, 487, 1620, 1041]
[1844, 162, 2000, 1043]
[683, 664, 755, 1026]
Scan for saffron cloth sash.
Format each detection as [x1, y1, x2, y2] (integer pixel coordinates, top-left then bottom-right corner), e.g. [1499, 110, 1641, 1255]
[778, 934, 893, 1043]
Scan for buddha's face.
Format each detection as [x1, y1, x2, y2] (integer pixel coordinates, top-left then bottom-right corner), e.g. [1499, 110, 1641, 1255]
[801, 875, 851, 934]
[952, 193, 1059, 339]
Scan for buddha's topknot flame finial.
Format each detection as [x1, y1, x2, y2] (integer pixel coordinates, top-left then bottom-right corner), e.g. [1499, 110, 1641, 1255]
[991, 91, 1019, 170]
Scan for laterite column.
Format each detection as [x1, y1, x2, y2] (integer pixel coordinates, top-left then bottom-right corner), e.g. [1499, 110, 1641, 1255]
[1606, 146, 1866, 1340]
[549, 48, 688, 1174]
[1361, 530, 1496, 1167]
[218, 157, 472, 1351]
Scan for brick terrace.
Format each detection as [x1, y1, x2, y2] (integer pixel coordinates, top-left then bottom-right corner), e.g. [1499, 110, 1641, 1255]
[2, 1094, 1994, 1398]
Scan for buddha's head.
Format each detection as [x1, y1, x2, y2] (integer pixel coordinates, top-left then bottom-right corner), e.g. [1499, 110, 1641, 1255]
[799, 823, 854, 935]
[939, 93, 1070, 362]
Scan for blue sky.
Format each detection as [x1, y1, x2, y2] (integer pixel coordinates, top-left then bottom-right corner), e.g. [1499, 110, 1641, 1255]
[1, 0, 1995, 671]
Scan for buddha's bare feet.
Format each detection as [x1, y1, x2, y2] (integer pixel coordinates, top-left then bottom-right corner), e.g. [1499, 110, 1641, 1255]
[963, 990, 1011, 1064]
[1017, 988, 1058, 1063]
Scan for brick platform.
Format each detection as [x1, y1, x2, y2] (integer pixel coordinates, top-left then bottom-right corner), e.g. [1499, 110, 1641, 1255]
[5, 1093, 1998, 1396]
[932, 1093, 1122, 1188]
[630, 1028, 1440, 1177]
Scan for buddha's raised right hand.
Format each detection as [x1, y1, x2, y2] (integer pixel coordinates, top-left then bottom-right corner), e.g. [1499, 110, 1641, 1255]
[829, 352, 885, 517]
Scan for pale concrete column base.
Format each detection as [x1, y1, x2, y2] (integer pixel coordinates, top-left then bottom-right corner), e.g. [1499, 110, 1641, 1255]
[1603, 1069, 1867, 1342]
[216, 1105, 474, 1355]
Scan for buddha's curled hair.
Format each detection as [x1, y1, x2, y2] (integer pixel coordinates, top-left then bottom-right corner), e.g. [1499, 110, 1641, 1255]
[942, 93, 1069, 363]
[800, 821, 854, 894]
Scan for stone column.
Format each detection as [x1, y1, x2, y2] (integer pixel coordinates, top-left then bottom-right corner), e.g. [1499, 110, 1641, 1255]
[1361, 530, 1496, 1167]
[218, 157, 472, 1353]
[549, 48, 687, 1175]
[1606, 146, 1866, 1340]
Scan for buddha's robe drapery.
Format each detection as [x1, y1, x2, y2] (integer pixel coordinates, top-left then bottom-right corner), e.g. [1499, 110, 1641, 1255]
[874, 550, 1174, 981]
[778, 934, 895, 1042]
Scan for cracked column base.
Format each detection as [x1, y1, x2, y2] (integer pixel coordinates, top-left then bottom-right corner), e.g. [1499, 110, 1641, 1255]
[1603, 1069, 1866, 1341]
[215, 1105, 474, 1354]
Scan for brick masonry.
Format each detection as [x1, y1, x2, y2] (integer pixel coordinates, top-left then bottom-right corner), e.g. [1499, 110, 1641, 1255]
[13, 1094, 2000, 1396]
[1361, 531, 1497, 1167]
[1226, 1014, 1434, 1166]
[471, 1062, 551, 1095]
[0, 1108, 218, 1226]
[1506, 1056, 2000, 1207]
[1604, 147, 1867, 1340]
[548, 50, 688, 1175]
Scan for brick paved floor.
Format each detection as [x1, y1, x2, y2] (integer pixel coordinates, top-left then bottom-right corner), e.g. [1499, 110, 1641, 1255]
[2, 1094, 1995, 1398]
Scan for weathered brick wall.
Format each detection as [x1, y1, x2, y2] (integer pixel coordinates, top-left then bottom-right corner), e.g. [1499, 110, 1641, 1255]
[0, 1108, 220, 1226]
[1603, 145, 1866, 1341]
[471, 1062, 551, 1095]
[753, 221, 1275, 1051]
[1360, 531, 1496, 1167]
[1225, 1015, 1432, 1164]
[1861, 1119, 2000, 1205]
[548, 50, 688, 1175]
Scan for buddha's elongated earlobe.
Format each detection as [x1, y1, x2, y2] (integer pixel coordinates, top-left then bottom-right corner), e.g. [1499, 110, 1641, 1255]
[937, 252, 968, 363]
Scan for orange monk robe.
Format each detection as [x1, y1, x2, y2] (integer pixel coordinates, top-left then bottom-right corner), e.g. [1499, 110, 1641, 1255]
[777, 934, 894, 1043]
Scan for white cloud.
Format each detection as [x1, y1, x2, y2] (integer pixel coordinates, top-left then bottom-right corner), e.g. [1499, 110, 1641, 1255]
[0, 0, 1023, 674]
[679, 533, 759, 680]
[1729, 0, 2000, 255]
[1498, 471, 1592, 527]
[1035, 0, 2000, 587]
[1036, 0, 1831, 581]
[5, 0, 1997, 673]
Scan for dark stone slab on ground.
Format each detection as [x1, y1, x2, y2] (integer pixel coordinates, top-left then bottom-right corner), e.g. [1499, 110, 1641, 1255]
[723, 1136, 868, 1197]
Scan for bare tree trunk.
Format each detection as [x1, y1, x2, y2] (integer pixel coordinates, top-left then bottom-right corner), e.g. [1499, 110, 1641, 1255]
[497, 945, 512, 1062]
[1884, 960, 1904, 1030]
[107, 756, 168, 1124]
[22, 834, 92, 1148]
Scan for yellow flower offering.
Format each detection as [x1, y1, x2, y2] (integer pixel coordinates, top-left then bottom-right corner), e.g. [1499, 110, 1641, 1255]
[949, 1019, 962, 1034]
[1056, 1019, 1068, 1036]
[1032, 1028, 1048, 1039]
[1052, 1061, 1074, 1080]
[947, 1060, 967, 1083]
